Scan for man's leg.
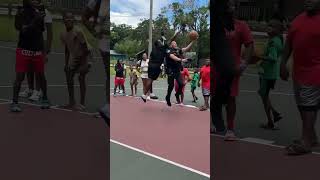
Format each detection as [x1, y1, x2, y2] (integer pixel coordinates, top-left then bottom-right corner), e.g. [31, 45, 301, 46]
[174, 73, 184, 104]
[27, 72, 35, 90]
[298, 108, 316, 149]
[166, 72, 175, 106]
[211, 96, 225, 133]
[79, 73, 87, 106]
[226, 96, 236, 131]
[13, 73, 25, 103]
[66, 71, 76, 106]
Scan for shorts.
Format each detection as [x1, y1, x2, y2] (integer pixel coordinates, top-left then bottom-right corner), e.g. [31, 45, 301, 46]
[148, 66, 161, 80]
[175, 81, 185, 94]
[191, 85, 197, 91]
[16, 48, 45, 73]
[141, 73, 148, 79]
[258, 78, 276, 97]
[294, 83, 320, 111]
[115, 77, 125, 86]
[202, 88, 210, 96]
[68, 58, 90, 74]
[230, 75, 240, 97]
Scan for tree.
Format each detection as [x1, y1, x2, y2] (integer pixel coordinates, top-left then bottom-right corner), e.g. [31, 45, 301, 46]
[114, 38, 143, 58]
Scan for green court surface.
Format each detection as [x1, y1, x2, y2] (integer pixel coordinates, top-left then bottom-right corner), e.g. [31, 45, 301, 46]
[111, 142, 209, 180]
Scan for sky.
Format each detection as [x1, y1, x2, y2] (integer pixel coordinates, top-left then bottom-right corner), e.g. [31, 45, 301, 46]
[110, 0, 209, 28]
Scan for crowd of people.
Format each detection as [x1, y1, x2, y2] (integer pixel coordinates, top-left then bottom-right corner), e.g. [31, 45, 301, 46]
[212, 0, 320, 156]
[112, 31, 211, 111]
[10, 0, 109, 126]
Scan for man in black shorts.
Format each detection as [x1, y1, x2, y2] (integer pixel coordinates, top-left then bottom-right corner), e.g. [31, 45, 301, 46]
[165, 39, 197, 106]
[141, 31, 180, 102]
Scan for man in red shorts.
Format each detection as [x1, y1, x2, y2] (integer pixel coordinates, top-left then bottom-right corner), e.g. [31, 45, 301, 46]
[114, 60, 126, 96]
[281, 0, 320, 155]
[11, 0, 50, 112]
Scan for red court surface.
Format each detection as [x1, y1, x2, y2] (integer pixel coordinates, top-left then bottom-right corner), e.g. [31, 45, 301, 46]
[0, 103, 108, 180]
[212, 135, 320, 180]
[111, 96, 210, 175]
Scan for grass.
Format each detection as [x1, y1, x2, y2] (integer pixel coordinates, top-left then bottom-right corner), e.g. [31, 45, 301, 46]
[0, 15, 98, 51]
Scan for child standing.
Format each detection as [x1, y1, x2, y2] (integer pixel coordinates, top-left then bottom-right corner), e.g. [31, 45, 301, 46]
[258, 19, 283, 130]
[175, 66, 191, 104]
[199, 59, 211, 111]
[129, 65, 139, 96]
[191, 68, 200, 103]
[60, 12, 91, 111]
[114, 60, 125, 96]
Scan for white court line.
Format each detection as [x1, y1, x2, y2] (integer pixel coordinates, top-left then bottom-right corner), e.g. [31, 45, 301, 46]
[0, 45, 102, 59]
[211, 134, 320, 155]
[240, 90, 294, 96]
[0, 98, 98, 116]
[0, 84, 105, 88]
[112, 94, 204, 110]
[110, 139, 210, 178]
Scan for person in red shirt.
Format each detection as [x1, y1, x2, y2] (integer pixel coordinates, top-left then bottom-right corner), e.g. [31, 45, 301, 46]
[213, 0, 254, 140]
[281, 0, 320, 155]
[174, 65, 191, 105]
[199, 59, 211, 111]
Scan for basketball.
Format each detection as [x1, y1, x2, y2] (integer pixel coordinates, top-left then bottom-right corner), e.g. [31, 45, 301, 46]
[189, 30, 198, 41]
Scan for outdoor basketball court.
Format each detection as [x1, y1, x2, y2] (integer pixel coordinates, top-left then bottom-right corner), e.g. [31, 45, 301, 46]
[212, 70, 320, 179]
[0, 44, 108, 179]
[110, 95, 210, 180]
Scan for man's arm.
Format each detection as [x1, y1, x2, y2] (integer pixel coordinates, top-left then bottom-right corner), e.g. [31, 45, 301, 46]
[169, 30, 181, 43]
[46, 22, 53, 53]
[243, 43, 254, 64]
[64, 45, 70, 71]
[182, 41, 195, 53]
[280, 40, 292, 81]
[15, 8, 23, 31]
[169, 54, 186, 62]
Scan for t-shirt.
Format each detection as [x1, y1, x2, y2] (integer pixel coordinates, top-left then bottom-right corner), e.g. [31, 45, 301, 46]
[140, 59, 149, 74]
[150, 47, 166, 67]
[166, 48, 183, 72]
[259, 36, 283, 80]
[225, 19, 253, 67]
[191, 72, 200, 87]
[287, 12, 320, 85]
[115, 63, 124, 78]
[181, 68, 190, 83]
[60, 28, 87, 60]
[200, 65, 211, 90]
[16, 7, 44, 51]
[43, 9, 52, 41]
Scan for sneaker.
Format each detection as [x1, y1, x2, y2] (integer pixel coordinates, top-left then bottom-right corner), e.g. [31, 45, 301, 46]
[165, 95, 171, 107]
[19, 88, 32, 98]
[40, 98, 51, 109]
[141, 95, 147, 103]
[10, 103, 22, 112]
[150, 93, 158, 99]
[147, 96, 151, 100]
[29, 90, 41, 102]
[119, 90, 123, 94]
[99, 104, 110, 126]
[224, 130, 238, 141]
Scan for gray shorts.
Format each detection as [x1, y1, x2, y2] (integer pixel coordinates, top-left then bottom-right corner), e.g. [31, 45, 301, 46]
[294, 83, 320, 111]
[202, 88, 210, 96]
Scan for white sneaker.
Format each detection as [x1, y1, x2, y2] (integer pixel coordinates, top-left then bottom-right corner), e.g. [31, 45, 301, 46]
[29, 90, 41, 101]
[19, 88, 32, 98]
[119, 90, 123, 94]
[147, 96, 151, 100]
[224, 130, 238, 141]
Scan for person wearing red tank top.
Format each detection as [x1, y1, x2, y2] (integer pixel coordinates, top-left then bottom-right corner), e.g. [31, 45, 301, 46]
[281, 0, 320, 155]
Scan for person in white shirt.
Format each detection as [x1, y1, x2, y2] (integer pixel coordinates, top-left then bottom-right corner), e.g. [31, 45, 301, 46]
[139, 53, 151, 99]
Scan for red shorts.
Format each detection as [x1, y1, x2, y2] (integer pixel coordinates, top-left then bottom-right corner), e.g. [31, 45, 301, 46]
[174, 80, 185, 94]
[16, 48, 45, 73]
[114, 77, 125, 86]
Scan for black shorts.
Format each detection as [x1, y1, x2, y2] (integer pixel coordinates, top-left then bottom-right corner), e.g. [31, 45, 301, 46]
[148, 66, 161, 80]
[258, 78, 276, 97]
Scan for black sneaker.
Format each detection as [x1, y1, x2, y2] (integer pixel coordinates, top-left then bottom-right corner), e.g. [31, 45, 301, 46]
[165, 95, 171, 107]
[99, 104, 110, 126]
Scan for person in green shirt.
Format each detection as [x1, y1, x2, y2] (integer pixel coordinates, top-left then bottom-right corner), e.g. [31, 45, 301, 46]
[258, 19, 284, 130]
[191, 68, 200, 103]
